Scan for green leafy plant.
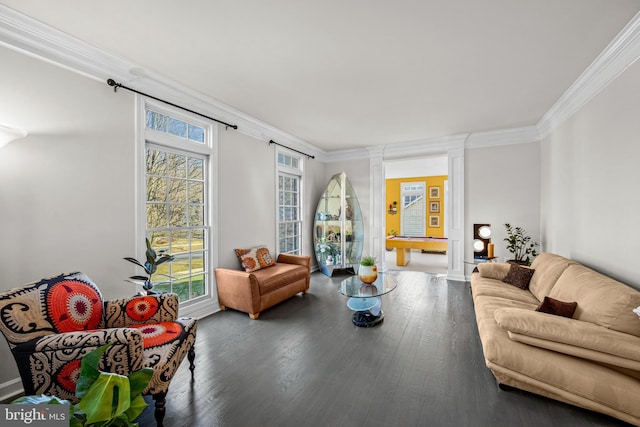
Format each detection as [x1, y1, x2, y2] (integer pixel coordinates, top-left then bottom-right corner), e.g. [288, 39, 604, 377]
[503, 223, 539, 265]
[360, 256, 376, 266]
[12, 345, 153, 427]
[124, 238, 175, 294]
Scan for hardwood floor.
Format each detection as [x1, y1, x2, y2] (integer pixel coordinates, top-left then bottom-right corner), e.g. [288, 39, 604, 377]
[136, 271, 631, 427]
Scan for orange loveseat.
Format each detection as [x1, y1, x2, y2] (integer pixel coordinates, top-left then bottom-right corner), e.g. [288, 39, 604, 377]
[215, 253, 311, 319]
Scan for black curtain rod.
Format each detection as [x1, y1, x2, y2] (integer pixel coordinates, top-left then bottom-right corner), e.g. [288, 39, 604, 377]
[269, 140, 315, 159]
[107, 79, 238, 130]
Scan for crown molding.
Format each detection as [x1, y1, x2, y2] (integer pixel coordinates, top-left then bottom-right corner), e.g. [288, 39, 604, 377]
[0, 5, 326, 161]
[537, 10, 640, 139]
[465, 126, 539, 149]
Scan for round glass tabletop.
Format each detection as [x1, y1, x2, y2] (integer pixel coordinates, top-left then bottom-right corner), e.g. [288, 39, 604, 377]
[338, 271, 399, 298]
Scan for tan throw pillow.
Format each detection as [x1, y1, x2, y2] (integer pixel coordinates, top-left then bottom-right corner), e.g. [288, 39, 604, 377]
[235, 246, 276, 272]
[536, 296, 577, 318]
[502, 263, 535, 290]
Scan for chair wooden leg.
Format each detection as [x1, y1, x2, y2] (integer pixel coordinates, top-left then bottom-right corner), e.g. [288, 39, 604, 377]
[153, 391, 167, 427]
[249, 312, 260, 319]
[188, 345, 196, 376]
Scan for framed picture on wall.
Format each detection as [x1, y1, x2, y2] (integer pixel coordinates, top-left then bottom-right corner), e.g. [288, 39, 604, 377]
[429, 215, 440, 227]
[429, 186, 440, 199]
[429, 201, 440, 213]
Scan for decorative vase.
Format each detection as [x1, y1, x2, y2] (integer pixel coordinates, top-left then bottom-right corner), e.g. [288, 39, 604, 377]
[359, 265, 378, 284]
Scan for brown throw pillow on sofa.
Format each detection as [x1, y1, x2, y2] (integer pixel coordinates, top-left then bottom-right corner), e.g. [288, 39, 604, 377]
[536, 296, 577, 318]
[502, 263, 535, 290]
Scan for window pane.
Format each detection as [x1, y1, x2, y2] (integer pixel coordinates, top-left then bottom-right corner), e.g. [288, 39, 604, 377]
[188, 124, 205, 143]
[171, 231, 190, 254]
[169, 205, 187, 227]
[189, 205, 204, 226]
[146, 177, 166, 202]
[189, 182, 204, 203]
[168, 179, 186, 203]
[192, 274, 206, 297]
[147, 203, 167, 228]
[146, 149, 167, 175]
[172, 278, 190, 302]
[149, 231, 169, 252]
[146, 111, 167, 132]
[192, 229, 204, 250]
[168, 154, 186, 178]
[188, 158, 204, 180]
[169, 118, 187, 138]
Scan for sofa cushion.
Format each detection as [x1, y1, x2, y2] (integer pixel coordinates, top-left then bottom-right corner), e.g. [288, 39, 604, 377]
[251, 263, 308, 295]
[235, 246, 276, 272]
[502, 264, 535, 290]
[549, 264, 640, 337]
[477, 262, 510, 280]
[528, 252, 574, 301]
[535, 296, 577, 318]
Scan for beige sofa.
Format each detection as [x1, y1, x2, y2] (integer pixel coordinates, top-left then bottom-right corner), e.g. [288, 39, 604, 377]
[471, 252, 640, 425]
[215, 253, 310, 319]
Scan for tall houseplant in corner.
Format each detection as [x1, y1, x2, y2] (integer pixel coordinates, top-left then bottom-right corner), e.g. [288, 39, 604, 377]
[503, 223, 539, 266]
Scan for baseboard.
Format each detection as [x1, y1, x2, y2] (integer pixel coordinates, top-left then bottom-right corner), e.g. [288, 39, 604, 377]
[0, 377, 23, 403]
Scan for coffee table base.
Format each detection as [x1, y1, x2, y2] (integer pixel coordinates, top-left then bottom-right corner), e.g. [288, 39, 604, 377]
[352, 310, 384, 327]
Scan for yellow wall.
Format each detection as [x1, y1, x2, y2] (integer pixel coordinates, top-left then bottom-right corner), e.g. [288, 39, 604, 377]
[386, 175, 447, 238]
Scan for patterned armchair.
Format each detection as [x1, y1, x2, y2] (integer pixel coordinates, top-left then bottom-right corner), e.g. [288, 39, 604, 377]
[0, 272, 197, 426]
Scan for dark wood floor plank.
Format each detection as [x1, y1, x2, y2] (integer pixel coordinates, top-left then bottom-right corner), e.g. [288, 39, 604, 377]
[135, 271, 631, 427]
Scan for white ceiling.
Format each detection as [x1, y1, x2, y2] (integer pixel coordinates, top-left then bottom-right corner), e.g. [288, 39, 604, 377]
[2, 0, 640, 151]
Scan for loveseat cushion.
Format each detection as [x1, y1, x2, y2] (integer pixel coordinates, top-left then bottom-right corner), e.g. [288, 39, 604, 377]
[549, 264, 640, 337]
[251, 263, 309, 295]
[528, 253, 574, 301]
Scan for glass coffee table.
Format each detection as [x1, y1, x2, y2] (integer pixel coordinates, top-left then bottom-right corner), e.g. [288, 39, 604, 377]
[338, 271, 399, 327]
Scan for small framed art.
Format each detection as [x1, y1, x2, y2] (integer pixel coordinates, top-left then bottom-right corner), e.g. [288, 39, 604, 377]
[429, 201, 440, 213]
[429, 186, 440, 199]
[429, 215, 440, 227]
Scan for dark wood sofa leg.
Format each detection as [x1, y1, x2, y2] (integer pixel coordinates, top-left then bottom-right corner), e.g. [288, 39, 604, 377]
[188, 345, 196, 376]
[153, 391, 167, 427]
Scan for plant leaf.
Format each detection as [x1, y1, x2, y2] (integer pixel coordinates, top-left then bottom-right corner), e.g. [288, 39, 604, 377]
[76, 344, 111, 398]
[75, 372, 131, 424]
[128, 275, 150, 281]
[128, 368, 153, 398]
[124, 394, 149, 422]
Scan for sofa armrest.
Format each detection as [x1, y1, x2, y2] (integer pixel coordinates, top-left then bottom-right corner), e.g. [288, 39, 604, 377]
[103, 293, 180, 328]
[277, 253, 311, 271]
[477, 262, 511, 280]
[494, 307, 640, 370]
[214, 268, 260, 314]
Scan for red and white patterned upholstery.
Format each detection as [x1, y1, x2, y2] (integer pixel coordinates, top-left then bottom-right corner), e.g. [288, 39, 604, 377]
[0, 272, 197, 426]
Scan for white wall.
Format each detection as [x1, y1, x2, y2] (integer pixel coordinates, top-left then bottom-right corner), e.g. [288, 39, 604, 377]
[541, 58, 640, 289]
[0, 46, 136, 395]
[465, 142, 541, 273]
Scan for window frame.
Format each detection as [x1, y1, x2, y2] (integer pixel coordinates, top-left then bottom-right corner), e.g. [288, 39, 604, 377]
[137, 97, 219, 318]
[275, 148, 304, 256]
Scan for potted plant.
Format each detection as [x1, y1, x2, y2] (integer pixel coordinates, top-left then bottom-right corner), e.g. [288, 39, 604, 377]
[124, 238, 175, 294]
[503, 223, 539, 266]
[13, 344, 153, 427]
[358, 256, 378, 284]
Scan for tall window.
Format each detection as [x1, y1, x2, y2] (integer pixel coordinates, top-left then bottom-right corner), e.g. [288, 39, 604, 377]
[401, 182, 425, 236]
[277, 150, 303, 255]
[143, 104, 213, 307]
